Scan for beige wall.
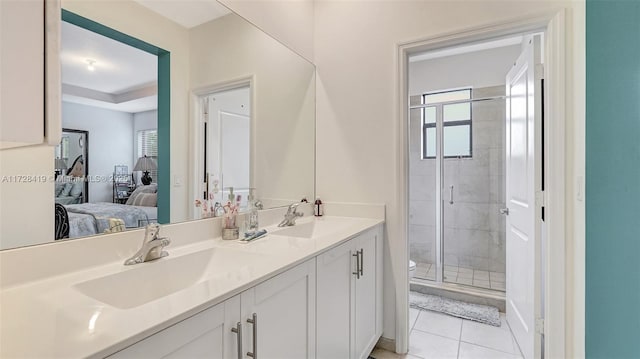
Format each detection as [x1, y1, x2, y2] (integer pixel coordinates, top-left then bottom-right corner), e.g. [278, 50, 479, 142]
[189, 13, 315, 210]
[218, 0, 314, 62]
[0, 146, 54, 249]
[313, 0, 584, 355]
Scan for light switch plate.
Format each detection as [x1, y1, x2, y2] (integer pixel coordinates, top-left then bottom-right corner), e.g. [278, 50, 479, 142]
[576, 175, 584, 201]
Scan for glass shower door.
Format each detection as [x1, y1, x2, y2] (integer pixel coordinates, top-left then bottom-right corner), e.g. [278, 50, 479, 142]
[408, 97, 437, 281]
[440, 92, 506, 291]
[409, 87, 506, 292]
[440, 98, 475, 287]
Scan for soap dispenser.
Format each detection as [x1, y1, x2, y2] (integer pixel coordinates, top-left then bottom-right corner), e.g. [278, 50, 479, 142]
[227, 187, 235, 205]
[246, 188, 259, 236]
[314, 197, 323, 217]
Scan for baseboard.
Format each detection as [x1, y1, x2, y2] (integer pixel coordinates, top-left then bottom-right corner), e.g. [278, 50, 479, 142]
[375, 336, 396, 352]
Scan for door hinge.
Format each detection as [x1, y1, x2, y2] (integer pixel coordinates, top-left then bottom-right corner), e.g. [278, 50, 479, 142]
[535, 318, 545, 334]
[535, 191, 546, 207]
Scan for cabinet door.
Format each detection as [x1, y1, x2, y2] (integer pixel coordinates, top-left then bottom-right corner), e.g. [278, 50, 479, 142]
[0, 0, 44, 148]
[375, 225, 384, 337]
[354, 229, 378, 359]
[241, 259, 316, 359]
[316, 240, 356, 359]
[109, 295, 241, 359]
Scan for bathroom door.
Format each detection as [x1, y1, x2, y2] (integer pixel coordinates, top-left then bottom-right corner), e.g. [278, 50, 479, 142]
[504, 35, 543, 359]
[201, 86, 251, 206]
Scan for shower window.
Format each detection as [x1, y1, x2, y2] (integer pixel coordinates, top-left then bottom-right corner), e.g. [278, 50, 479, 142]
[422, 88, 472, 159]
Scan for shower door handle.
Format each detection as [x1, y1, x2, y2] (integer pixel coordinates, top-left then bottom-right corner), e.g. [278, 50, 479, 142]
[448, 185, 454, 205]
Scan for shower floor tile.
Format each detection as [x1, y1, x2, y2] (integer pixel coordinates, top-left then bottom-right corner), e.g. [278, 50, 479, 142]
[473, 270, 490, 281]
[412, 261, 505, 292]
[490, 271, 506, 282]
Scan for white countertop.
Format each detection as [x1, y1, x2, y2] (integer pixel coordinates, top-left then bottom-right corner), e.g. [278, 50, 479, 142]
[0, 216, 383, 358]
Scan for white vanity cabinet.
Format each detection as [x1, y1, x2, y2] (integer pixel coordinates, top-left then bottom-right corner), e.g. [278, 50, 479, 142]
[109, 295, 241, 359]
[106, 224, 383, 359]
[0, 0, 60, 149]
[109, 259, 317, 359]
[241, 259, 316, 359]
[317, 225, 383, 359]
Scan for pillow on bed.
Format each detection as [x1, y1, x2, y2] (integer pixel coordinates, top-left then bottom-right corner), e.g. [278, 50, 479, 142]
[131, 193, 157, 207]
[55, 182, 66, 196]
[125, 184, 157, 205]
[59, 183, 74, 197]
[70, 181, 84, 197]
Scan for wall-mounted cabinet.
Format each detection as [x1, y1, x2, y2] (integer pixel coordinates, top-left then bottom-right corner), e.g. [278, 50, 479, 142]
[0, 0, 60, 150]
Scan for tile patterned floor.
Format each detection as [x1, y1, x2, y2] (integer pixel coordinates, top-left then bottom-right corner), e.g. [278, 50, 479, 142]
[370, 307, 523, 359]
[414, 262, 505, 291]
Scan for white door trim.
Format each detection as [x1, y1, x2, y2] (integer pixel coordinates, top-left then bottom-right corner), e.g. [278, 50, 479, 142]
[396, 10, 568, 358]
[188, 76, 256, 219]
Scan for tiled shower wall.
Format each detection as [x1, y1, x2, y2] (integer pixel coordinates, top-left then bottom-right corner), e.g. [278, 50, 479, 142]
[409, 86, 506, 274]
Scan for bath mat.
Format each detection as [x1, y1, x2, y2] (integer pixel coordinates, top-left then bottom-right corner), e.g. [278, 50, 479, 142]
[410, 291, 501, 327]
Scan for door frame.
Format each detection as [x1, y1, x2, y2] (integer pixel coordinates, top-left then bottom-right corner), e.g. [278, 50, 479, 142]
[189, 76, 256, 219]
[397, 10, 568, 358]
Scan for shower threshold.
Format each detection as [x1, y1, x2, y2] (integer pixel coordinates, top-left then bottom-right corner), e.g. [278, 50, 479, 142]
[410, 278, 506, 312]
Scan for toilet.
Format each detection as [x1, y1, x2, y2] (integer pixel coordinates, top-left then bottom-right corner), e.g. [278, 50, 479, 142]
[409, 260, 416, 279]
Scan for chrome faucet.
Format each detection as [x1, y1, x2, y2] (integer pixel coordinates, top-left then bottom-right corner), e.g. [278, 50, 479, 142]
[124, 223, 171, 265]
[278, 203, 304, 227]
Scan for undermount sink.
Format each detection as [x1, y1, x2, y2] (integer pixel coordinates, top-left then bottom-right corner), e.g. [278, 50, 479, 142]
[74, 248, 253, 309]
[272, 221, 318, 238]
[271, 218, 353, 239]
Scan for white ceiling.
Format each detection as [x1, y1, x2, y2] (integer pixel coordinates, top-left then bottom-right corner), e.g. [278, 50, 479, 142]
[61, 21, 158, 113]
[61, 1, 231, 113]
[409, 36, 523, 62]
[134, 0, 231, 29]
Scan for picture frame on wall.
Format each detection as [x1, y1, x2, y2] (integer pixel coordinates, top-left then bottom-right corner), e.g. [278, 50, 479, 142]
[114, 165, 129, 183]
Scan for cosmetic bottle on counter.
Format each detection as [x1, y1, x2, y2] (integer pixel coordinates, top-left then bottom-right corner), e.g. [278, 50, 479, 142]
[314, 197, 323, 217]
[246, 188, 259, 236]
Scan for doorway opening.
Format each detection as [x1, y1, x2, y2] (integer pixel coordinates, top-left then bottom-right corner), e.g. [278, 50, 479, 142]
[406, 32, 546, 359]
[193, 83, 252, 219]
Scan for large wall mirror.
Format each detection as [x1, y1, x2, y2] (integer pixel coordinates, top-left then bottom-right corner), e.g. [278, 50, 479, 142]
[0, 0, 315, 249]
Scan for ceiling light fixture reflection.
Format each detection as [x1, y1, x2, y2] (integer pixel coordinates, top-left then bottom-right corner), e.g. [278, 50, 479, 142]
[86, 59, 96, 72]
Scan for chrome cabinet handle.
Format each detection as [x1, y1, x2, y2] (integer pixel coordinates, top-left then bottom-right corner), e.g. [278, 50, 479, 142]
[359, 249, 364, 277]
[500, 207, 510, 216]
[230, 322, 242, 359]
[353, 252, 360, 279]
[247, 313, 257, 358]
[449, 185, 454, 205]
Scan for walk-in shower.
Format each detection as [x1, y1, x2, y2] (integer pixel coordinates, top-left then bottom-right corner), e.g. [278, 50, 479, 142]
[408, 86, 507, 293]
